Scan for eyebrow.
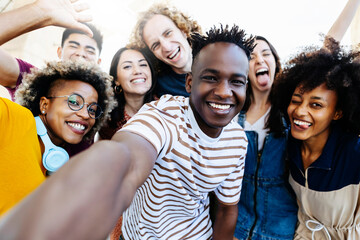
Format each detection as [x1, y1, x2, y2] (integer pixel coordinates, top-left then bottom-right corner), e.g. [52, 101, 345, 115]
[120, 58, 147, 65]
[202, 68, 247, 79]
[68, 40, 96, 51]
[293, 93, 324, 101]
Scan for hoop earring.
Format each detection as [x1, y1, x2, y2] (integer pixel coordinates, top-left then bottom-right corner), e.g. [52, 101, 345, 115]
[115, 85, 122, 94]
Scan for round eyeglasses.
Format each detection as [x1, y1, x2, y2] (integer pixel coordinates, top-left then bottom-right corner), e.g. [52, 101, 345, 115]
[47, 93, 103, 119]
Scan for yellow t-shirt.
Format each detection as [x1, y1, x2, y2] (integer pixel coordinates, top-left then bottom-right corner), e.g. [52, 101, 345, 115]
[0, 98, 46, 215]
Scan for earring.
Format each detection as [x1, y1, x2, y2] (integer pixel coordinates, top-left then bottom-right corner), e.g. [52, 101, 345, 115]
[42, 110, 45, 114]
[114, 85, 122, 94]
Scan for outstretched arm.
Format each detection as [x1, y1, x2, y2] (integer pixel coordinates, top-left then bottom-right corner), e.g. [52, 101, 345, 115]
[212, 199, 238, 240]
[0, 131, 157, 240]
[0, 0, 92, 45]
[326, 0, 360, 42]
[0, 0, 93, 88]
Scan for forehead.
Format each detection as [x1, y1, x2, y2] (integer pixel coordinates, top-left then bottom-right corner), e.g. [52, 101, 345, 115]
[253, 39, 271, 52]
[49, 79, 98, 98]
[294, 83, 337, 101]
[143, 14, 179, 42]
[119, 49, 145, 64]
[193, 42, 249, 75]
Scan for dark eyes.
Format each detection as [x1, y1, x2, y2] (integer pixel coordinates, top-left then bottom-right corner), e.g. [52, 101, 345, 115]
[231, 79, 247, 86]
[201, 76, 246, 86]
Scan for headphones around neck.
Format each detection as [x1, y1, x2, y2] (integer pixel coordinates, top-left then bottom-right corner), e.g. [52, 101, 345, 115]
[35, 116, 69, 173]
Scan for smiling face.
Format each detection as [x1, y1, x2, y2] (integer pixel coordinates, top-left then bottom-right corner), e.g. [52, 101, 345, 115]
[116, 49, 152, 97]
[143, 14, 192, 74]
[57, 33, 101, 64]
[248, 39, 276, 93]
[39, 80, 98, 146]
[287, 83, 342, 143]
[186, 42, 249, 138]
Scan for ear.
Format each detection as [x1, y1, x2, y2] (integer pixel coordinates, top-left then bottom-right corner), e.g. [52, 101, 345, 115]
[333, 110, 343, 120]
[57, 47, 62, 60]
[39, 96, 50, 115]
[185, 72, 193, 94]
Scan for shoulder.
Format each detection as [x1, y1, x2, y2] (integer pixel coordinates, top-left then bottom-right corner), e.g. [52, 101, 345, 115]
[16, 58, 34, 73]
[0, 97, 33, 119]
[141, 95, 188, 117]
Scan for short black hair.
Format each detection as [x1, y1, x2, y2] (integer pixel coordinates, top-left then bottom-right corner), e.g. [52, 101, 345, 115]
[61, 23, 103, 54]
[272, 37, 360, 135]
[190, 24, 255, 62]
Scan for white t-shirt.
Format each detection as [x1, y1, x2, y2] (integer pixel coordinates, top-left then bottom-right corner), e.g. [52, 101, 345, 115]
[244, 107, 270, 151]
[120, 95, 248, 240]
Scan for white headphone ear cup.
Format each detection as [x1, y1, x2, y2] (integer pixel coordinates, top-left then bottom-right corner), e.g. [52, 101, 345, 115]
[42, 147, 69, 172]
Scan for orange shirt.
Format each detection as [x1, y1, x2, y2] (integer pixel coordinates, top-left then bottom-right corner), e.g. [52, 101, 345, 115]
[0, 98, 45, 216]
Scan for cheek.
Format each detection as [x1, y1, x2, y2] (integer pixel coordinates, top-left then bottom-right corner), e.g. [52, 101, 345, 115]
[287, 105, 293, 118]
[89, 119, 96, 128]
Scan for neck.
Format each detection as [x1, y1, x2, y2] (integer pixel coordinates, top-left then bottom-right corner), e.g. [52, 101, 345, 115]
[301, 129, 331, 170]
[124, 93, 146, 117]
[251, 87, 271, 106]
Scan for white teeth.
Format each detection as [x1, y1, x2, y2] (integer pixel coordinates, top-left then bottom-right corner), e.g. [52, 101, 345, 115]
[256, 68, 268, 74]
[68, 122, 85, 130]
[168, 47, 180, 59]
[132, 78, 145, 84]
[294, 119, 312, 126]
[209, 103, 231, 110]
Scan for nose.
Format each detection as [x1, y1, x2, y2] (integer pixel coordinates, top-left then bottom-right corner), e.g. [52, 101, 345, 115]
[214, 80, 232, 99]
[159, 38, 172, 52]
[76, 105, 90, 119]
[255, 54, 264, 64]
[293, 103, 308, 117]
[75, 48, 87, 59]
[132, 64, 141, 74]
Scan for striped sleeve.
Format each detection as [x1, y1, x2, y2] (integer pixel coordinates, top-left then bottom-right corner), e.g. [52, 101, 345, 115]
[120, 108, 167, 154]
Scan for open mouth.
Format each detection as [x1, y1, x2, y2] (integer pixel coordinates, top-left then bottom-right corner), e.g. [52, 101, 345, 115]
[168, 47, 180, 60]
[208, 102, 231, 110]
[255, 68, 269, 76]
[67, 122, 86, 131]
[131, 78, 146, 84]
[293, 119, 312, 129]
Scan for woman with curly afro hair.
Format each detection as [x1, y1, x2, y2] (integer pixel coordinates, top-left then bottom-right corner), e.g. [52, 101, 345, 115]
[272, 38, 360, 239]
[15, 60, 116, 173]
[128, 2, 202, 98]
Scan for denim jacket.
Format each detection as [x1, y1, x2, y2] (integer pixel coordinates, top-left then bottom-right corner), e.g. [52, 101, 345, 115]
[234, 112, 298, 240]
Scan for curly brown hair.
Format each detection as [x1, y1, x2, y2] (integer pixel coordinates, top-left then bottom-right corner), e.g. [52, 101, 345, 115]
[15, 60, 117, 141]
[129, 2, 202, 49]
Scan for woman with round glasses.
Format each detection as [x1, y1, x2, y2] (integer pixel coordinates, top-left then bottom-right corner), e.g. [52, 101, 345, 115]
[15, 60, 116, 173]
[1, 60, 115, 216]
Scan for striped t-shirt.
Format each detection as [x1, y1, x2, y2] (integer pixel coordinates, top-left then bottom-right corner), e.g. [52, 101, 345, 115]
[121, 95, 248, 240]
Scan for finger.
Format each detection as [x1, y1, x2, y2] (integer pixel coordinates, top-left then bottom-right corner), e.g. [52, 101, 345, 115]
[76, 13, 93, 23]
[73, 2, 90, 12]
[72, 22, 93, 37]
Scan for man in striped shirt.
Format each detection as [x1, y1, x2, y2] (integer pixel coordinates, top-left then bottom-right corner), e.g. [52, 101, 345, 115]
[0, 25, 255, 240]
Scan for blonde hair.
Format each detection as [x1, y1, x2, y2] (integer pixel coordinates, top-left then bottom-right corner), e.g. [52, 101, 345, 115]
[129, 2, 202, 49]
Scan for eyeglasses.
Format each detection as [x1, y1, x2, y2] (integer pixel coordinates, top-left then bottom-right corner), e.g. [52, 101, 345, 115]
[47, 93, 103, 119]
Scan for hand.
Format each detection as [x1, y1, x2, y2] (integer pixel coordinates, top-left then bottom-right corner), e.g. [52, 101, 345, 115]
[34, 0, 93, 36]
